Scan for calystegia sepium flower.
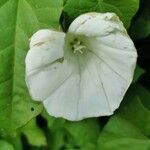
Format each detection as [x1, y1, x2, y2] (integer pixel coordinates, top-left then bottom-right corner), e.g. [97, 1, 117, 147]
[25, 12, 137, 121]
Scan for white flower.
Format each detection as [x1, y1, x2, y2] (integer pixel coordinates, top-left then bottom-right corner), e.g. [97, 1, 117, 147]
[25, 12, 137, 121]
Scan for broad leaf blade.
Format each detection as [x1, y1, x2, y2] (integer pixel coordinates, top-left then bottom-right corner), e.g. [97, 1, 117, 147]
[98, 94, 150, 150]
[0, 0, 63, 135]
[130, 0, 150, 39]
[133, 65, 145, 83]
[42, 111, 100, 149]
[63, 0, 139, 29]
[98, 116, 150, 150]
[0, 140, 14, 150]
[21, 119, 47, 147]
[65, 119, 100, 147]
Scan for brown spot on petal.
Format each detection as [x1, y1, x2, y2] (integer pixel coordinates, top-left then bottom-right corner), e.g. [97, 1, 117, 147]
[57, 57, 64, 63]
[33, 42, 45, 47]
[80, 18, 90, 26]
[110, 16, 118, 21]
[88, 12, 98, 17]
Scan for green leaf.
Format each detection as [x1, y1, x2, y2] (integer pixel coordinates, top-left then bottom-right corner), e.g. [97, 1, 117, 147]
[133, 65, 145, 83]
[118, 84, 150, 135]
[0, 140, 14, 150]
[42, 111, 100, 149]
[81, 143, 97, 150]
[136, 84, 150, 110]
[98, 116, 150, 150]
[21, 118, 47, 147]
[42, 111, 69, 150]
[0, 0, 63, 135]
[42, 111, 66, 129]
[50, 129, 70, 150]
[98, 96, 150, 150]
[63, 0, 139, 29]
[65, 119, 100, 147]
[130, 0, 150, 39]
[8, 136, 23, 150]
[119, 97, 150, 136]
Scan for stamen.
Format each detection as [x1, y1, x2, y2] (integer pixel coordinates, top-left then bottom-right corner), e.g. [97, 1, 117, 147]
[71, 38, 86, 54]
[73, 45, 86, 54]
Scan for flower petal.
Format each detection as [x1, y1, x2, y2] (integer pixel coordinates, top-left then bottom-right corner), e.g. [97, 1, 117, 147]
[64, 12, 137, 120]
[43, 72, 80, 120]
[69, 12, 125, 37]
[25, 30, 73, 101]
[25, 13, 137, 121]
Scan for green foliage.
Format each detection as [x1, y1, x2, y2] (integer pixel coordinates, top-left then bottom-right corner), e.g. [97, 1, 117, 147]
[0, 0, 149, 149]
[65, 119, 100, 147]
[133, 65, 145, 83]
[21, 119, 47, 147]
[98, 116, 150, 150]
[130, 0, 150, 39]
[63, 0, 139, 29]
[0, 140, 14, 150]
[0, 0, 63, 136]
[98, 94, 150, 149]
[42, 111, 100, 149]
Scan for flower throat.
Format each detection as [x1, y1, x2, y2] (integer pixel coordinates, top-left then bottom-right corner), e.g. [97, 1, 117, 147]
[70, 38, 86, 54]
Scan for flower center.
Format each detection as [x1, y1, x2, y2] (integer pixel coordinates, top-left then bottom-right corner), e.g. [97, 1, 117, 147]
[70, 38, 86, 54]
